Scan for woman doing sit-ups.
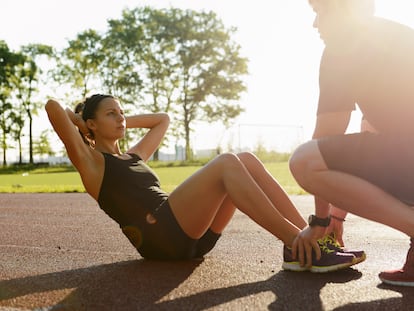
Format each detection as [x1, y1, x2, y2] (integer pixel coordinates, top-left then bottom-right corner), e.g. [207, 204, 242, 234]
[46, 94, 357, 271]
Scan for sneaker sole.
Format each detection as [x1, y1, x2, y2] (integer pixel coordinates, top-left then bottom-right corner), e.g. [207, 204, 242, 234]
[282, 262, 308, 272]
[352, 253, 366, 265]
[282, 260, 354, 273]
[310, 261, 354, 273]
[379, 277, 414, 287]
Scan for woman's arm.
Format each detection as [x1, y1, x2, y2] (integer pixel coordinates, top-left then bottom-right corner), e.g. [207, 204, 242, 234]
[65, 107, 90, 137]
[45, 99, 94, 171]
[46, 99, 104, 200]
[126, 113, 170, 162]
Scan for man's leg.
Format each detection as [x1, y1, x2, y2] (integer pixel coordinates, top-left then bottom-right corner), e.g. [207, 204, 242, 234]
[290, 140, 414, 236]
[289, 139, 414, 286]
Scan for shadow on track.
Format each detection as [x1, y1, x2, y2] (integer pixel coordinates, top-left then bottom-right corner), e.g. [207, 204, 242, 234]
[1, 260, 367, 311]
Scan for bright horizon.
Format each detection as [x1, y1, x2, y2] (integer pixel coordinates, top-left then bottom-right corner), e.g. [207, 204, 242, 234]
[1, 0, 413, 160]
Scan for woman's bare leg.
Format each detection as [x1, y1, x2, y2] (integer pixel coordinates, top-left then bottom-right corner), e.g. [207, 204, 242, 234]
[237, 152, 307, 229]
[208, 196, 236, 233]
[168, 152, 301, 246]
[207, 153, 306, 234]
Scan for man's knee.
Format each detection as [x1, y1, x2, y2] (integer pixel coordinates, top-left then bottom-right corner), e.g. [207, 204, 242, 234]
[289, 140, 325, 187]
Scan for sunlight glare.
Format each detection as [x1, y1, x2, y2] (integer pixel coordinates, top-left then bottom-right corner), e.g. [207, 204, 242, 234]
[375, 0, 414, 28]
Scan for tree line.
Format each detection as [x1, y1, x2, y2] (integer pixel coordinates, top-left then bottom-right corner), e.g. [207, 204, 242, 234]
[0, 6, 248, 166]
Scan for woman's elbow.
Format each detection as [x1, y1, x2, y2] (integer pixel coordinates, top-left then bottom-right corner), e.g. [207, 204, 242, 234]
[162, 113, 170, 122]
[45, 99, 60, 113]
[161, 113, 170, 127]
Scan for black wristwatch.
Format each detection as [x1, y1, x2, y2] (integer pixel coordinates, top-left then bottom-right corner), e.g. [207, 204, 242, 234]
[308, 214, 331, 227]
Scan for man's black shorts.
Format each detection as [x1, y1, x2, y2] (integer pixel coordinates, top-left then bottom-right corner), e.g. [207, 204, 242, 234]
[318, 132, 414, 205]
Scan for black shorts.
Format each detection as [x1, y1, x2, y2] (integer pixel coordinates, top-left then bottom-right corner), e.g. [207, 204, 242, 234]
[122, 200, 221, 260]
[317, 132, 414, 205]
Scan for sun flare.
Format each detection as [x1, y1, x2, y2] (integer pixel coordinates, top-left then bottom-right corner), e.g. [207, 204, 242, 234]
[375, 0, 414, 28]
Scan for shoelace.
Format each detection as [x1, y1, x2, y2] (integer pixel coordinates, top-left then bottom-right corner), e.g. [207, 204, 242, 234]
[317, 239, 335, 254]
[320, 234, 342, 249]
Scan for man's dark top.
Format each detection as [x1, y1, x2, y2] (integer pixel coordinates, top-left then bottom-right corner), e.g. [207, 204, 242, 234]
[317, 17, 414, 136]
[98, 152, 169, 227]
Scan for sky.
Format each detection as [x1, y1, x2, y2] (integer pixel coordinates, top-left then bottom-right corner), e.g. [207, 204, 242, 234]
[1, 0, 414, 158]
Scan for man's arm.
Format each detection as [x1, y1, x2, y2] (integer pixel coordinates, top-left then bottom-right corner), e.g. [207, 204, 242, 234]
[312, 111, 351, 138]
[312, 111, 352, 244]
[312, 110, 351, 215]
[292, 110, 353, 266]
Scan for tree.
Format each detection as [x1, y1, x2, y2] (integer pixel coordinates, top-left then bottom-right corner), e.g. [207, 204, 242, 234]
[161, 8, 248, 159]
[56, 29, 105, 98]
[0, 101, 13, 166]
[47, 7, 248, 161]
[15, 44, 54, 164]
[0, 41, 24, 165]
[105, 7, 248, 160]
[106, 7, 180, 159]
[9, 110, 25, 164]
[102, 10, 145, 101]
[34, 130, 55, 159]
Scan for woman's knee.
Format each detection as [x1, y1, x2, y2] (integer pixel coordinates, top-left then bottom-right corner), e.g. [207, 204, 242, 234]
[215, 152, 246, 172]
[216, 152, 239, 164]
[236, 152, 266, 171]
[236, 151, 258, 164]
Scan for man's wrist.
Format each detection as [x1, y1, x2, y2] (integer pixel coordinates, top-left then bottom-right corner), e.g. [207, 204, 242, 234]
[308, 214, 331, 227]
[331, 215, 346, 222]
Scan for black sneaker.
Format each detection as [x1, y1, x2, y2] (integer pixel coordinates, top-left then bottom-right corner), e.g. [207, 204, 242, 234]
[323, 233, 366, 265]
[282, 240, 356, 273]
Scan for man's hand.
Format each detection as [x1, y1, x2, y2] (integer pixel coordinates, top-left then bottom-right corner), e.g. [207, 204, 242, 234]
[326, 204, 347, 247]
[292, 226, 326, 268]
[326, 217, 345, 247]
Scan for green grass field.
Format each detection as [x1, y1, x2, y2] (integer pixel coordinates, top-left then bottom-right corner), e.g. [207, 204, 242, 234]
[0, 162, 306, 195]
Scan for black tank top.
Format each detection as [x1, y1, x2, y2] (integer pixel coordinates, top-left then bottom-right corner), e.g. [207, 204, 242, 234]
[97, 152, 168, 227]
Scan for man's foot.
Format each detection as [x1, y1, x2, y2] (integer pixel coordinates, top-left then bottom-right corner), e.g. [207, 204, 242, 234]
[282, 240, 356, 273]
[379, 238, 414, 287]
[322, 233, 366, 264]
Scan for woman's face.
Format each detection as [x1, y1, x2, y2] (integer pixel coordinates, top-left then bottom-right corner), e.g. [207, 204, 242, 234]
[87, 97, 126, 140]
